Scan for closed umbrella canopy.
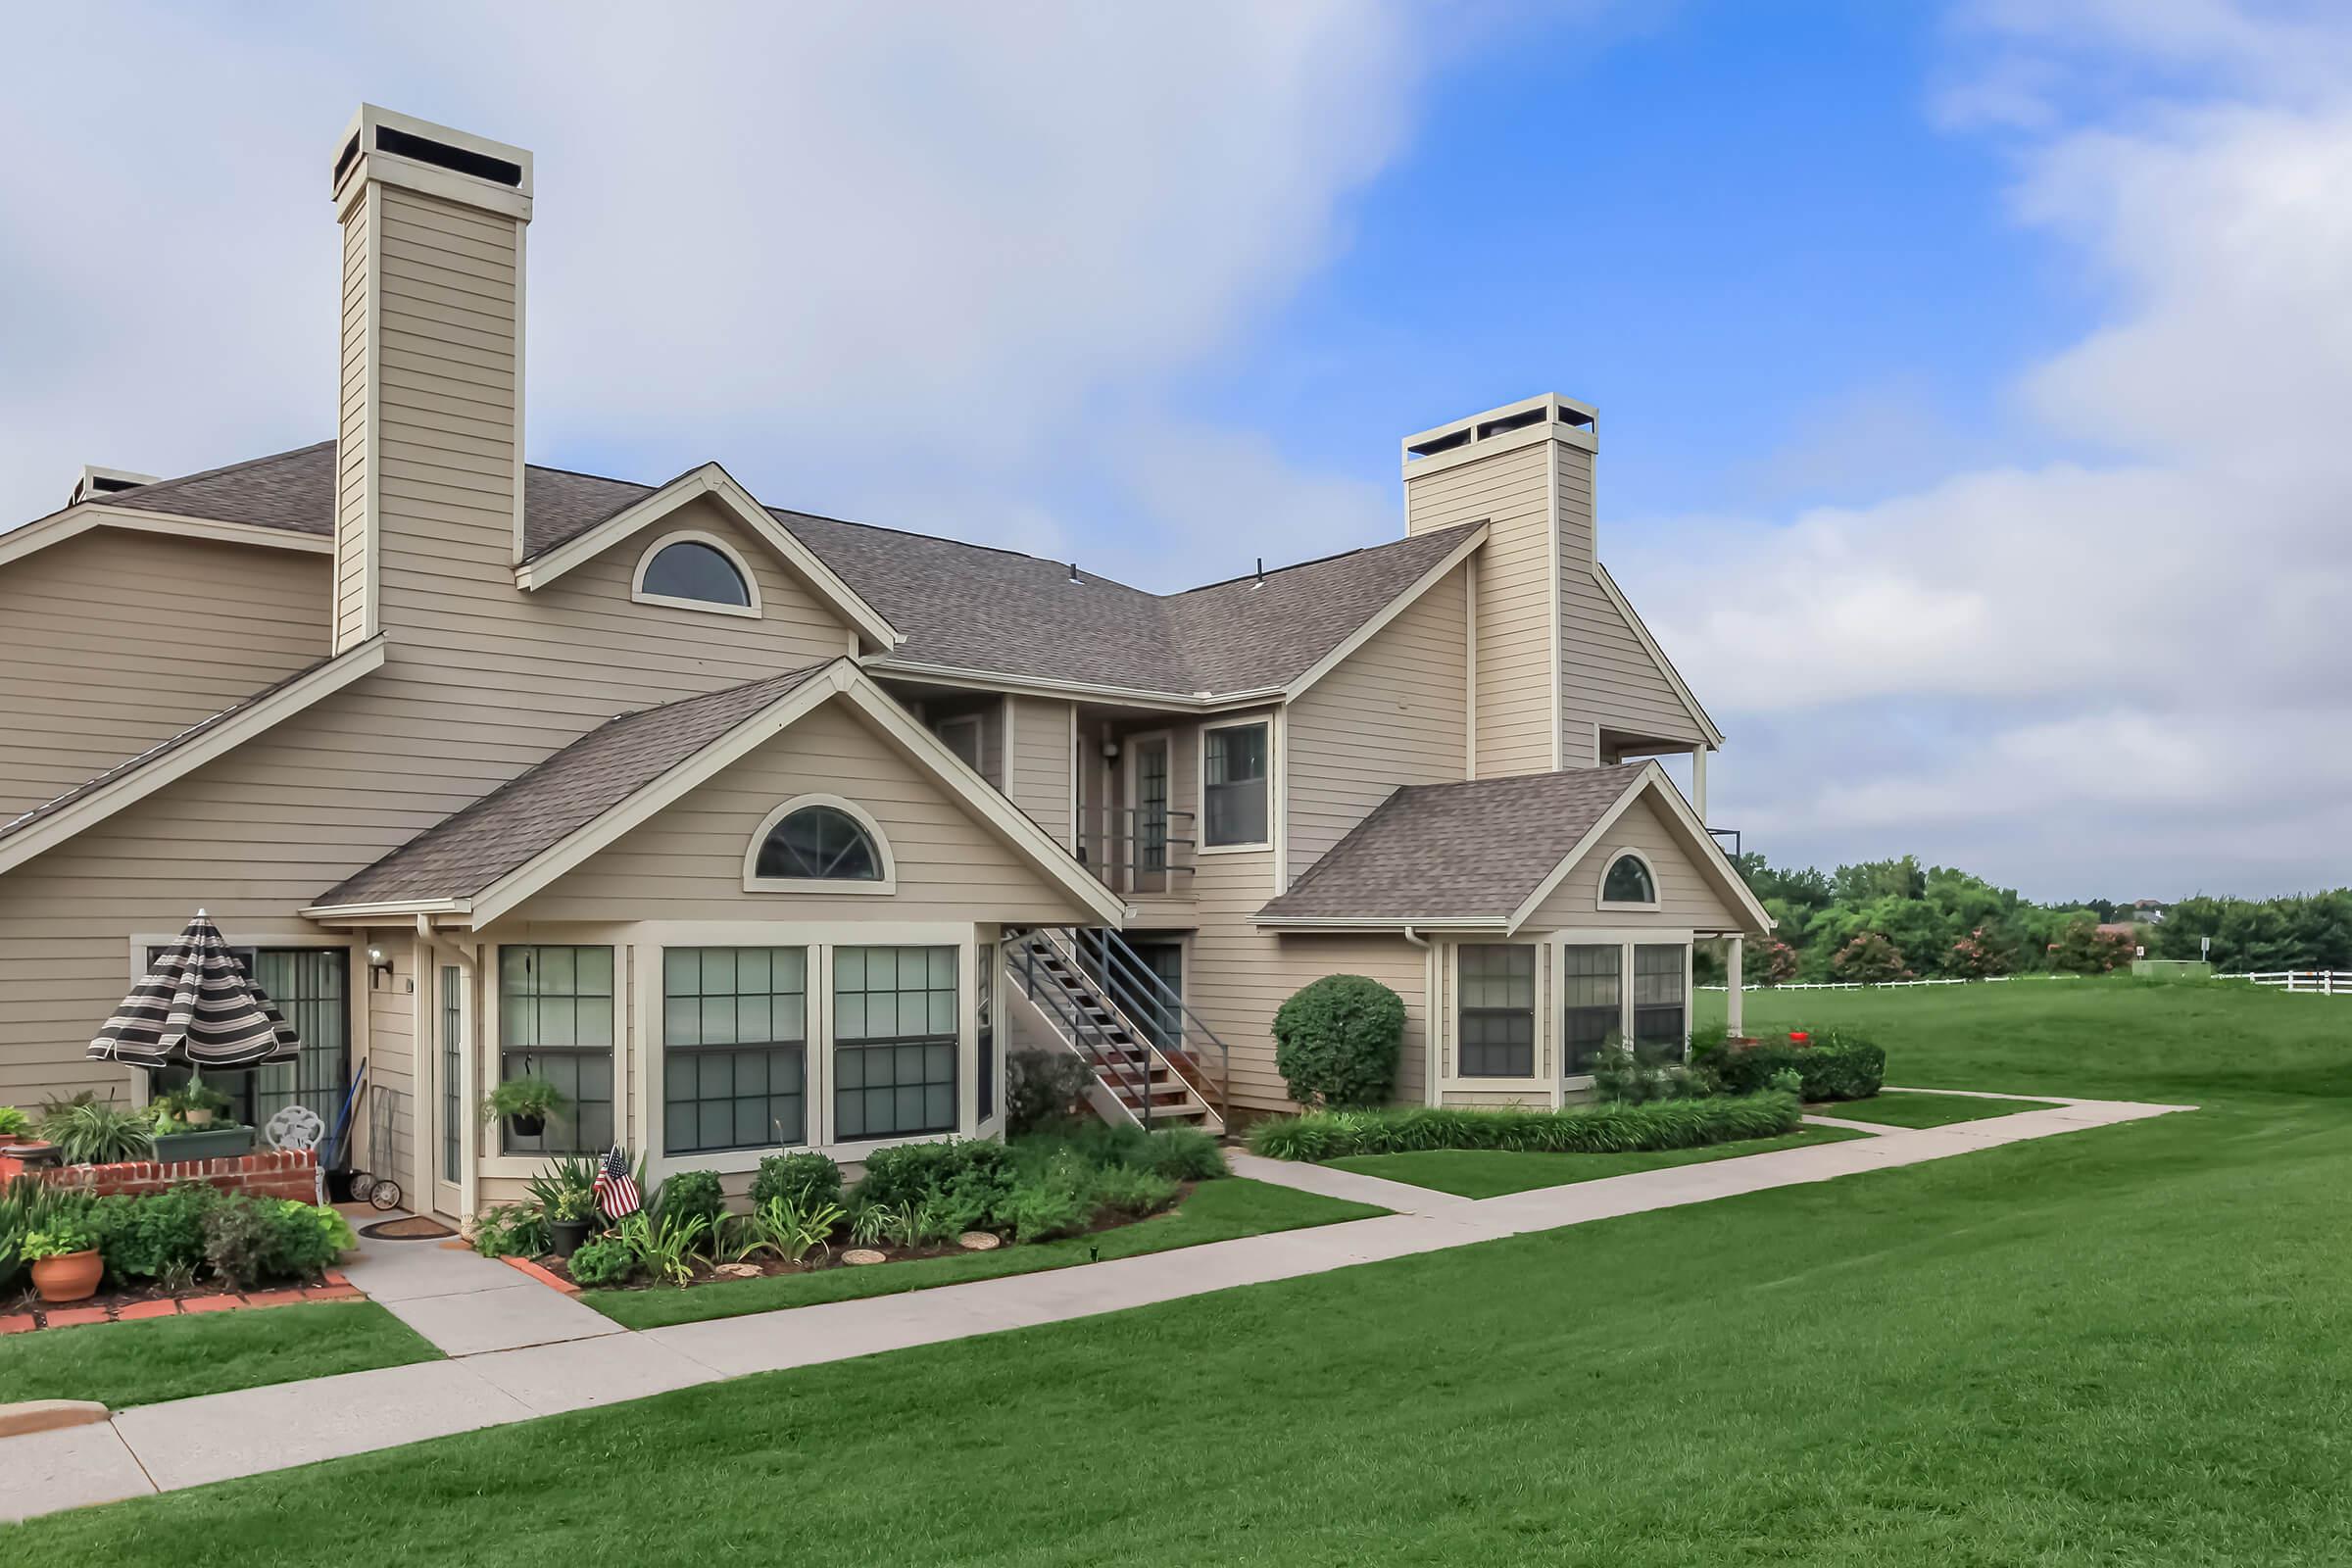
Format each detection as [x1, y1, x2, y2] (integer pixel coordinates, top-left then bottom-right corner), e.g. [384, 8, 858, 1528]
[87, 910, 303, 1071]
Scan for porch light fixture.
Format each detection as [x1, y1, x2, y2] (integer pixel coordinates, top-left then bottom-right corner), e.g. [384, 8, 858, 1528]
[368, 946, 394, 985]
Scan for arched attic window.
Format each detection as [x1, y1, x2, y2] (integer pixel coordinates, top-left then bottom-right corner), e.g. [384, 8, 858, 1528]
[742, 797, 895, 894]
[1598, 850, 1659, 910]
[633, 530, 760, 617]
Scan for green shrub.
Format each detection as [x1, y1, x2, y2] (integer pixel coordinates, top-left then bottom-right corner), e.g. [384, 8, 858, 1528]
[1146, 1125, 1227, 1182]
[1245, 1093, 1801, 1161]
[1091, 1163, 1179, 1218]
[1589, 1037, 1713, 1104]
[468, 1203, 548, 1259]
[853, 1141, 967, 1211]
[750, 1152, 842, 1210]
[41, 1101, 155, 1165]
[1701, 1029, 1885, 1101]
[656, 1169, 727, 1231]
[1006, 1050, 1093, 1135]
[89, 1183, 221, 1283]
[565, 1237, 636, 1288]
[1273, 975, 1405, 1108]
[0, 1105, 30, 1137]
[1007, 1171, 1095, 1243]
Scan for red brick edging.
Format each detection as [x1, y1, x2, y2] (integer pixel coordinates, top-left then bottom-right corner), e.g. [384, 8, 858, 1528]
[1, 1269, 358, 1334]
[0, 1148, 319, 1202]
[498, 1254, 580, 1295]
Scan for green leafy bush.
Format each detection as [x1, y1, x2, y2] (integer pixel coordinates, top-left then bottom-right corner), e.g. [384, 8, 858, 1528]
[23, 1219, 97, 1260]
[1005, 1152, 1099, 1243]
[1272, 975, 1405, 1108]
[467, 1203, 549, 1259]
[565, 1237, 636, 1288]
[1589, 1037, 1715, 1104]
[853, 1141, 967, 1211]
[1006, 1050, 1093, 1135]
[1, 1175, 90, 1291]
[1246, 1093, 1801, 1160]
[1700, 1029, 1885, 1102]
[89, 1183, 221, 1283]
[656, 1169, 727, 1231]
[750, 1152, 842, 1210]
[1144, 1125, 1226, 1182]
[0, 1104, 32, 1137]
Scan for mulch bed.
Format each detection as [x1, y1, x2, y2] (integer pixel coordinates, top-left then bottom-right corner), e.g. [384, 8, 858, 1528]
[537, 1186, 1197, 1294]
[0, 1270, 359, 1334]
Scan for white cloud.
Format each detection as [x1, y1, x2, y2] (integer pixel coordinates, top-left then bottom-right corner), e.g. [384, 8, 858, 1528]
[1618, 3, 2352, 897]
[0, 1, 1428, 559]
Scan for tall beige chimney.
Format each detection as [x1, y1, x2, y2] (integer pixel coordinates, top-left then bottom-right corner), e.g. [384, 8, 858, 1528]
[329, 106, 532, 654]
[1398, 394, 1597, 778]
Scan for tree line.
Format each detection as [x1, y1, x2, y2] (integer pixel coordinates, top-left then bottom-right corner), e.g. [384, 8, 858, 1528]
[1722, 854, 2352, 982]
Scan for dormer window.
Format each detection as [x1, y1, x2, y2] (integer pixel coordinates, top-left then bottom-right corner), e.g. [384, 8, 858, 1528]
[633, 531, 760, 618]
[742, 796, 895, 894]
[1598, 850, 1659, 910]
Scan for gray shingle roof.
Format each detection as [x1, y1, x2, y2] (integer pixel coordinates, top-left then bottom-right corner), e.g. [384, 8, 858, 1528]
[78, 443, 1482, 699]
[1255, 766, 1650, 923]
[317, 662, 837, 906]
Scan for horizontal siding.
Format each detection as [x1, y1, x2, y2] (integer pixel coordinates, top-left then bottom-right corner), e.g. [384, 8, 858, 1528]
[1406, 441, 1553, 779]
[510, 699, 1091, 926]
[1006, 696, 1073, 847]
[0, 534, 330, 822]
[1524, 791, 1743, 932]
[366, 932, 417, 1194]
[1285, 563, 1468, 885]
[336, 191, 372, 650]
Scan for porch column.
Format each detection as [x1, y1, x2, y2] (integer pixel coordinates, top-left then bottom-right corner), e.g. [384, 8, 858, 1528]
[1690, 745, 1709, 823]
[1725, 936, 1743, 1036]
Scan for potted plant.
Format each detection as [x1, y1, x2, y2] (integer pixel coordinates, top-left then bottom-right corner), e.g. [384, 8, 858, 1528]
[150, 1111, 256, 1162]
[41, 1102, 155, 1166]
[481, 1075, 566, 1141]
[23, 1220, 103, 1302]
[548, 1188, 598, 1256]
[157, 1082, 231, 1129]
[0, 1103, 52, 1161]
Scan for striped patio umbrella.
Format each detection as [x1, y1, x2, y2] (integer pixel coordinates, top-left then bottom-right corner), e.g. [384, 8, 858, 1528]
[87, 910, 303, 1074]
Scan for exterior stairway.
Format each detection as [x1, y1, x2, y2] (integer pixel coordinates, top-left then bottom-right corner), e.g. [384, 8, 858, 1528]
[1003, 927, 1227, 1134]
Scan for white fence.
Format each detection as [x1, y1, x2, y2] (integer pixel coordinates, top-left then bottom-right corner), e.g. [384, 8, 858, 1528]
[2219, 971, 2352, 995]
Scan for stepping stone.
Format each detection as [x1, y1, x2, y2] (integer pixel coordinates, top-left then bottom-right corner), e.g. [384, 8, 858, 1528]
[0, 1400, 108, 1439]
[957, 1232, 1001, 1251]
[714, 1263, 760, 1279]
[842, 1249, 887, 1266]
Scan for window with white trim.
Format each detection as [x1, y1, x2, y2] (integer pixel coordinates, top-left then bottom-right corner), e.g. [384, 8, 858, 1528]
[756, 805, 882, 882]
[1560, 945, 1622, 1076]
[1600, 851, 1658, 907]
[641, 539, 751, 608]
[833, 946, 958, 1140]
[1457, 944, 1536, 1078]
[498, 945, 614, 1155]
[1203, 721, 1269, 847]
[662, 947, 808, 1155]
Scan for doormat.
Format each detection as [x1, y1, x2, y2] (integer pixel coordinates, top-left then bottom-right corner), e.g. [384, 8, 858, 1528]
[360, 1216, 457, 1241]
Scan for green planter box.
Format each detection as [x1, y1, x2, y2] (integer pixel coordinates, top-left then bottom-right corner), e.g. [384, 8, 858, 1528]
[153, 1125, 257, 1162]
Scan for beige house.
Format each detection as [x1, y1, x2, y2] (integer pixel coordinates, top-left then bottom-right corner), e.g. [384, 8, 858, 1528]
[0, 106, 1768, 1219]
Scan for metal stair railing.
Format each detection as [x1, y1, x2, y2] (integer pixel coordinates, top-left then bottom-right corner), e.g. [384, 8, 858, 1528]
[1004, 928, 1157, 1127]
[1065, 925, 1230, 1125]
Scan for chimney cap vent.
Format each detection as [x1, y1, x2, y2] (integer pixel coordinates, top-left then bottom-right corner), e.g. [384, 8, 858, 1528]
[69, 466, 160, 508]
[331, 105, 534, 210]
[1401, 394, 1598, 466]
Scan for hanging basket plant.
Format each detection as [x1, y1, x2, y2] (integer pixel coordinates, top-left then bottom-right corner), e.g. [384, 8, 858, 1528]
[480, 1075, 567, 1140]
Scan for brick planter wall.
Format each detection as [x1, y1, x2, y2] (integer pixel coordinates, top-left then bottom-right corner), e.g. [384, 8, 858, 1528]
[0, 1149, 318, 1201]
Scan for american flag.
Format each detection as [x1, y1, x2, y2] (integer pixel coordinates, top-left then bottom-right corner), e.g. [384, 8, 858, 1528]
[593, 1147, 641, 1220]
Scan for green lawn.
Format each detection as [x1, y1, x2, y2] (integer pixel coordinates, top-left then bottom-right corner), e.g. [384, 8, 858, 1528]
[21, 977, 2352, 1564]
[0, 1299, 437, 1410]
[1326, 1124, 1869, 1198]
[588, 1176, 1384, 1330]
[1825, 1088, 2061, 1127]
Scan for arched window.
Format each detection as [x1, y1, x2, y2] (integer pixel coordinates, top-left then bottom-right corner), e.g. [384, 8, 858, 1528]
[743, 797, 895, 894]
[633, 531, 759, 615]
[1599, 850, 1658, 908]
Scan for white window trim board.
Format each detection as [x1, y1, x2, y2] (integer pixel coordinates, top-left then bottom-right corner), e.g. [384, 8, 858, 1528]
[629, 528, 764, 619]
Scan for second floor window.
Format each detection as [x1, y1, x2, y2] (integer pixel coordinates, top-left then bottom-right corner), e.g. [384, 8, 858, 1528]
[1203, 721, 1269, 847]
[637, 536, 754, 612]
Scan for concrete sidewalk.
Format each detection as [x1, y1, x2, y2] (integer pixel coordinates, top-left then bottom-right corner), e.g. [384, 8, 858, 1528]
[0, 1090, 2191, 1523]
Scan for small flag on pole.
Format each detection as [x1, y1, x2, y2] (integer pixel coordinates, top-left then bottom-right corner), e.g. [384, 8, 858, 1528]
[594, 1147, 641, 1221]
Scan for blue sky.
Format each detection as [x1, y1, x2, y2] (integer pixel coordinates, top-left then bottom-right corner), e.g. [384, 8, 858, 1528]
[3, 2, 2347, 901]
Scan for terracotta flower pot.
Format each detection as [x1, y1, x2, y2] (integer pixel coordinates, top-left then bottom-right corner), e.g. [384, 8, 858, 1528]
[183, 1107, 216, 1127]
[31, 1249, 103, 1303]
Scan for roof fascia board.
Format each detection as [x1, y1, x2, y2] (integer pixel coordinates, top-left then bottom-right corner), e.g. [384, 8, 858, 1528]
[860, 658, 1275, 712]
[299, 898, 472, 923]
[466, 662, 858, 926]
[1502, 768, 1655, 936]
[514, 465, 901, 650]
[0, 636, 388, 878]
[0, 505, 332, 569]
[1592, 561, 1726, 748]
[1282, 524, 1488, 704]
[832, 676, 1129, 927]
[1251, 915, 1511, 933]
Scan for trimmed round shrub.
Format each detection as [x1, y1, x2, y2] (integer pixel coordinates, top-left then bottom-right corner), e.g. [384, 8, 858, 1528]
[565, 1236, 635, 1288]
[655, 1169, 726, 1230]
[751, 1151, 842, 1210]
[1272, 975, 1405, 1108]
